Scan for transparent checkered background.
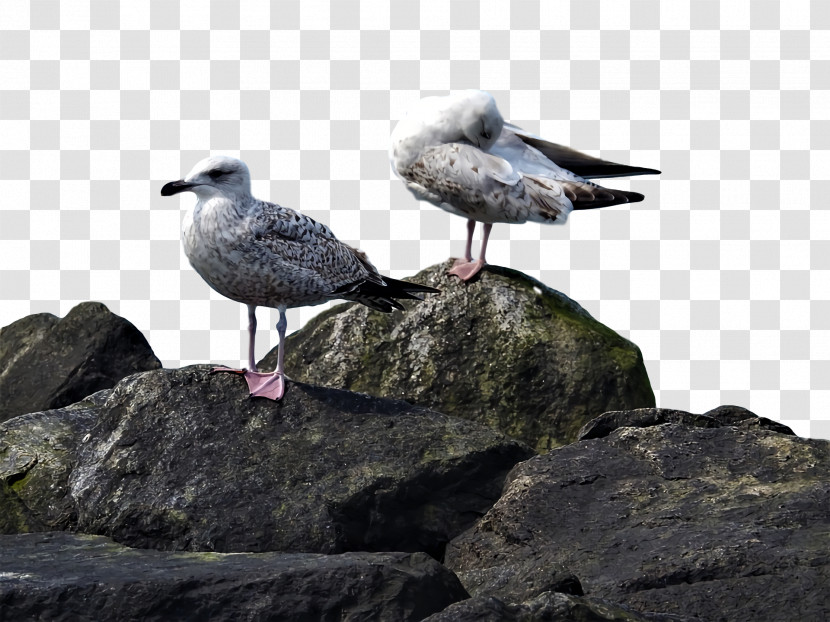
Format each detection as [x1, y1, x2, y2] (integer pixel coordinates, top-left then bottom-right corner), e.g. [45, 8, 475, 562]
[1, 0, 828, 438]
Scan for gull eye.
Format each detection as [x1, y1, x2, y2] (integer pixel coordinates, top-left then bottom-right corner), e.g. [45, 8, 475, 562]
[208, 169, 226, 180]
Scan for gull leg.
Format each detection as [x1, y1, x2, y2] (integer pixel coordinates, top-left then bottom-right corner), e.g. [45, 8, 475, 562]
[462, 219, 475, 262]
[242, 306, 286, 400]
[478, 222, 492, 262]
[276, 308, 287, 378]
[449, 219, 477, 278]
[449, 222, 492, 282]
[247, 304, 257, 371]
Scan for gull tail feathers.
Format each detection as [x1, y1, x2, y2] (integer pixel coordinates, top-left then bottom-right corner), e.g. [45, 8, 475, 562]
[331, 277, 439, 313]
[563, 181, 645, 211]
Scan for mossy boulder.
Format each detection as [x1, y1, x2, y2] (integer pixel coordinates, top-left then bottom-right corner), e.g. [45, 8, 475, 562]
[264, 261, 655, 452]
[0, 391, 108, 534]
[0, 302, 161, 423]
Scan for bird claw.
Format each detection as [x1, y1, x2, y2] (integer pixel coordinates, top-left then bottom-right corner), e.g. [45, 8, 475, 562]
[448, 258, 485, 282]
[210, 366, 286, 400]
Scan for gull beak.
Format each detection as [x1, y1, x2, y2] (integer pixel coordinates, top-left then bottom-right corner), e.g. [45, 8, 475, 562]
[160, 180, 197, 196]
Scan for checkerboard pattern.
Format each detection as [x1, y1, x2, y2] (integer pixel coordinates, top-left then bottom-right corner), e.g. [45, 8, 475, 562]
[1, 1, 828, 438]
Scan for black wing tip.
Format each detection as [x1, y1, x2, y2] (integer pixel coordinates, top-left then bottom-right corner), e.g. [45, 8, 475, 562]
[381, 276, 441, 295]
[638, 167, 661, 176]
[571, 189, 646, 210]
[577, 165, 662, 179]
[335, 276, 439, 312]
[353, 297, 405, 313]
[627, 191, 646, 203]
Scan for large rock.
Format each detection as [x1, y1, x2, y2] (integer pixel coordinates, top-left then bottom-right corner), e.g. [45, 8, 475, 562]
[0, 302, 161, 422]
[69, 365, 532, 557]
[446, 408, 830, 622]
[577, 405, 795, 441]
[424, 592, 696, 622]
[0, 532, 468, 621]
[0, 391, 108, 534]
[264, 261, 655, 452]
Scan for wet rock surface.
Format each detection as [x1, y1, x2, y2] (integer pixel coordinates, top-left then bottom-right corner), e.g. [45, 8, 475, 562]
[0, 532, 468, 622]
[577, 405, 795, 440]
[67, 366, 532, 557]
[423, 592, 697, 622]
[0, 302, 161, 423]
[267, 261, 655, 452]
[1, 296, 822, 621]
[0, 391, 108, 534]
[446, 409, 830, 622]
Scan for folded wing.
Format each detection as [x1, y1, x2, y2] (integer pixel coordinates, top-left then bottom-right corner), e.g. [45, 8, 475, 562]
[401, 139, 644, 224]
[503, 123, 662, 180]
[250, 202, 438, 312]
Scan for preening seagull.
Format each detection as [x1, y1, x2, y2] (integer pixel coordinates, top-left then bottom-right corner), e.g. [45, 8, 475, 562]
[390, 90, 661, 281]
[161, 156, 437, 400]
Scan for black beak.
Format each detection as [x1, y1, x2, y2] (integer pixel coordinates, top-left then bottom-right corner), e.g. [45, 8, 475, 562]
[160, 180, 196, 196]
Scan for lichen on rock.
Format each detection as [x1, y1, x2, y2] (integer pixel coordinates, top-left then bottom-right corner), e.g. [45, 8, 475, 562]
[266, 261, 655, 451]
[0, 391, 108, 534]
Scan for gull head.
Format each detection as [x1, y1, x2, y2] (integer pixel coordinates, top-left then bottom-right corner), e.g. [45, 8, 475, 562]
[457, 90, 504, 151]
[161, 156, 252, 200]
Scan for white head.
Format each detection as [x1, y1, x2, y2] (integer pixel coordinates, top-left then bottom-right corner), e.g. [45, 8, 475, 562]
[455, 90, 504, 151]
[161, 156, 251, 200]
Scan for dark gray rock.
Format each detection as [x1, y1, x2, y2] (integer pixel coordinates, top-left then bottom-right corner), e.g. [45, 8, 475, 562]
[0, 302, 161, 422]
[702, 404, 795, 434]
[264, 261, 655, 452]
[68, 365, 532, 557]
[458, 559, 583, 603]
[0, 532, 468, 622]
[0, 391, 108, 534]
[576, 408, 719, 440]
[577, 406, 794, 441]
[446, 416, 830, 622]
[425, 592, 697, 622]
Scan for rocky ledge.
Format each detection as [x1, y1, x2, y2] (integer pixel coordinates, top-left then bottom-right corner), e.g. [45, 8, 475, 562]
[4, 365, 532, 560]
[445, 408, 829, 622]
[1, 265, 827, 621]
[0, 532, 467, 621]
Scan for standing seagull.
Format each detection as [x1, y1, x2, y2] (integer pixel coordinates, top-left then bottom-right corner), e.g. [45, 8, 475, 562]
[390, 90, 661, 281]
[161, 156, 437, 400]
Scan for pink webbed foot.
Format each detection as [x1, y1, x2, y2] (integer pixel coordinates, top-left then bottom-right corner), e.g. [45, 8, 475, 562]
[210, 367, 286, 400]
[242, 371, 285, 400]
[448, 258, 486, 282]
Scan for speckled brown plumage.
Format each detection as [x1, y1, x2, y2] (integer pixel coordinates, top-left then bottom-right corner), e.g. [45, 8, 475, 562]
[389, 90, 660, 281]
[162, 156, 437, 399]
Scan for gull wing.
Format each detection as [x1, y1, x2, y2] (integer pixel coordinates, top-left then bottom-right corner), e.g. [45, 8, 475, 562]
[249, 201, 437, 312]
[403, 143, 575, 224]
[249, 201, 378, 287]
[403, 141, 645, 222]
[503, 122, 661, 179]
